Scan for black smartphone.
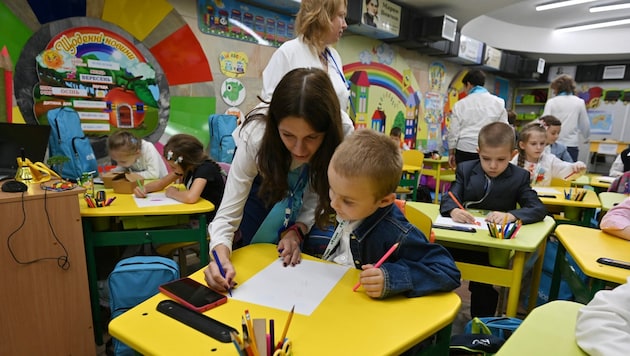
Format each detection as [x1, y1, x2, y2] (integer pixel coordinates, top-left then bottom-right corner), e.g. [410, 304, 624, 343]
[159, 277, 227, 312]
[596, 257, 630, 270]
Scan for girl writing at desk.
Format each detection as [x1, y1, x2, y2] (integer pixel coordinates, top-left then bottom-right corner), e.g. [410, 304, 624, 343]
[107, 130, 168, 179]
[511, 120, 586, 186]
[133, 134, 225, 220]
[204, 68, 344, 293]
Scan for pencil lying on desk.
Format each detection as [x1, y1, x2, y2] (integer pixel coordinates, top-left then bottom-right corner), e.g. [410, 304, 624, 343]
[448, 191, 481, 226]
[353, 242, 400, 291]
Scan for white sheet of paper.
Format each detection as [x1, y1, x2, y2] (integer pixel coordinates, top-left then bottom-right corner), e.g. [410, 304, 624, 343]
[597, 143, 618, 155]
[133, 192, 183, 208]
[434, 215, 488, 230]
[230, 259, 350, 316]
[533, 187, 561, 194]
[597, 176, 616, 183]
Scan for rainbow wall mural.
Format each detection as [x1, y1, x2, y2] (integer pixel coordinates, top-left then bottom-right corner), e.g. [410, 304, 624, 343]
[343, 62, 416, 103]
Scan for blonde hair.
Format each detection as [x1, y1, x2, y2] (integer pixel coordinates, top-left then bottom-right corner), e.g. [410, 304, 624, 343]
[108, 130, 141, 155]
[295, 0, 347, 52]
[330, 129, 402, 200]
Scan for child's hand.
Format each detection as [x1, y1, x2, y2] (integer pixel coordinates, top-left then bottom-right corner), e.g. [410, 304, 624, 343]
[485, 211, 516, 224]
[573, 162, 587, 173]
[203, 246, 236, 292]
[358, 264, 385, 298]
[450, 208, 477, 224]
[277, 233, 302, 267]
[164, 185, 178, 198]
[133, 185, 147, 198]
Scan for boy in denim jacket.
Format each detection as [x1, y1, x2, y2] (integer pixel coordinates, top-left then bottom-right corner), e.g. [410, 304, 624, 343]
[324, 129, 461, 298]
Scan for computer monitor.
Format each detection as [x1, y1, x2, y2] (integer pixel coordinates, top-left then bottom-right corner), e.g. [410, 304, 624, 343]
[0, 122, 51, 178]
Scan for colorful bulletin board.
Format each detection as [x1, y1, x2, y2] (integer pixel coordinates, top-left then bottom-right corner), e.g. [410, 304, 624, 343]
[197, 0, 296, 48]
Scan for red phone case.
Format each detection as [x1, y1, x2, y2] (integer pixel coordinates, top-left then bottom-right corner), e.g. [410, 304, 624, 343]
[159, 278, 227, 313]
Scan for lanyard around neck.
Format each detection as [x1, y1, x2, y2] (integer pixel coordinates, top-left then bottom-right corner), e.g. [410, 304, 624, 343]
[281, 165, 308, 230]
[322, 220, 346, 260]
[324, 48, 356, 116]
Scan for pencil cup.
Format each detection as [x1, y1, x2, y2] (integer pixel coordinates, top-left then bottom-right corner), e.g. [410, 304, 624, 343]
[80, 171, 95, 197]
[488, 248, 511, 268]
[564, 207, 582, 221]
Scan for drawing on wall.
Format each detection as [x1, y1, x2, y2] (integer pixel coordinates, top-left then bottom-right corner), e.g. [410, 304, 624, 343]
[218, 51, 248, 78]
[588, 110, 613, 134]
[221, 78, 246, 106]
[344, 41, 424, 149]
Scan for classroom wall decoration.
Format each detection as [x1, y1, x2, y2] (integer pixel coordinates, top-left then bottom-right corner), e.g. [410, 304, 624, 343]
[4, 0, 216, 148]
[341, 37, 426, 149]
[197, 0, 296, 48]
[32, 26, 162, 138]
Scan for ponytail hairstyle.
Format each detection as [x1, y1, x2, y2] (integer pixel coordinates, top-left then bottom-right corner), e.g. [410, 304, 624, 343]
[516, 121, 547, 167]
[539, 115, 562, 129]
[163, 134, 211, 175]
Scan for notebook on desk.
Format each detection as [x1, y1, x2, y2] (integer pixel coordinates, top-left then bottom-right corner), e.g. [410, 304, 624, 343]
[0, 123, 51, 180]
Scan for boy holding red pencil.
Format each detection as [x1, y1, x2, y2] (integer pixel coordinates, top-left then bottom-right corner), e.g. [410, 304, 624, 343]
[325, 129, 461, 299]
[440, 122, 546, 318]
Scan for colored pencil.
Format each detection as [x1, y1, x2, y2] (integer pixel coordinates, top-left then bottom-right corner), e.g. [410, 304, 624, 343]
[448, 191, 481, 226]
[276, 305, 295, 351]
[353, 242, 400, 291]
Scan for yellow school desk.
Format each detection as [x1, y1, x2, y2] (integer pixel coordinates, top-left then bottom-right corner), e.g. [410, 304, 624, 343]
[598, 191, 627, 212]
[535, 187, 601, 226]
[589, 175, 615, 191]
[569, 175, 590, 187]
[423, 156, 454, 203]
[109, 244, 462, 356]
[407, 202, 556, 317]
[495, 300, 587, 356]
[550, 225, 630, 303]
[80, 187, 214, 344]
[588, 140, 629, 172]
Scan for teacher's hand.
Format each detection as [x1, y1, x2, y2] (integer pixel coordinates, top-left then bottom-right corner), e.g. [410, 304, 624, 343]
[203, 245, 235, 292]
[278, 232, 302, 267]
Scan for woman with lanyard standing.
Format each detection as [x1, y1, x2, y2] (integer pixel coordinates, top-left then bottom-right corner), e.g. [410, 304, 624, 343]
[260, 0, 354, 137]
[542, 74, 590, 162]
[204, 68, 344, 293]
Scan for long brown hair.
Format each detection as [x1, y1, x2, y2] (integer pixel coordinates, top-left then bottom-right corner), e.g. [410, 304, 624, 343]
[244, 68, 343, 228]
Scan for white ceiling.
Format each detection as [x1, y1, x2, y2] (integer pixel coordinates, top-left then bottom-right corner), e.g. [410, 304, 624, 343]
[392, 0, 630, 64]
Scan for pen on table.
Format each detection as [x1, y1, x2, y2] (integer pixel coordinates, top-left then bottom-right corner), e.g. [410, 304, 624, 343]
[448, 191, 481, 226]
[353, 242, 400, 292]
[212, 249, 232, 297]
[276, 305, 295, 351]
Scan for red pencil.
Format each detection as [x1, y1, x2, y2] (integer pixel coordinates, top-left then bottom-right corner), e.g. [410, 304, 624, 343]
[353, 242, 400, 291]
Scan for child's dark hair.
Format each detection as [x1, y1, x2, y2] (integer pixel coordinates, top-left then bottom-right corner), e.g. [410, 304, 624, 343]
[478, 122, 515, 150]
[507, 110, 517, 126]
[108, 130, 141, 155]
[515, 121, 547, 168]
[539, 115, 562, 127]
[163, 134, 214, 174]
[389, 126, 402, 137]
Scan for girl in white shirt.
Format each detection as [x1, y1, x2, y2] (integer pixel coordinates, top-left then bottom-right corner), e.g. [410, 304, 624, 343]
[107, 130, 168, 179]
[511, 120, 586, 186]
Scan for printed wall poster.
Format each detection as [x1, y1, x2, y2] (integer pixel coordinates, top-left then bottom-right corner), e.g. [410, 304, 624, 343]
[197, 0, 295, 47]
[588, 110, 613, 135]
[32, 27, 161, 137]
[361, 0, 401, 36]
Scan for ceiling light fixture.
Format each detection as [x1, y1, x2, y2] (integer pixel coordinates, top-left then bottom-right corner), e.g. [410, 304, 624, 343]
[536, 0, 596, 11]
[590, 2, 630, 12]
[555, 18, 630, 32]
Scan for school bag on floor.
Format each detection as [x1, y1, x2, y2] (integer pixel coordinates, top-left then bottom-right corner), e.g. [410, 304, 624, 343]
[47, 107, 98, 180]
[209, 114, 237, 163]
[108, 254, 179, 356]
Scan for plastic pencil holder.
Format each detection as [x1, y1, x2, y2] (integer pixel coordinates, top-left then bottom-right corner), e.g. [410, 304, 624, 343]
[564, 206, 582, 221]
[488, 248, 512, 268]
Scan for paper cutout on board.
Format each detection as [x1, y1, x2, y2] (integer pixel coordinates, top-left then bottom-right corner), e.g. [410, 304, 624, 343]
[221, 78, 246, 106]
[218, 51, 248, 78]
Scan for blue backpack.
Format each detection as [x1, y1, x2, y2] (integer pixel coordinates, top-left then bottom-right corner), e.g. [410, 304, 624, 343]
[47, 107, 98, 180]
[108, 255, 179, 356]
[209, 114, 237, 163]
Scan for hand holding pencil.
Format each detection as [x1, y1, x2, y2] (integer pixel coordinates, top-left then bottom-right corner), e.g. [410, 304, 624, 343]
[353, 242, 399, 297]
[448, 191, 481, 226]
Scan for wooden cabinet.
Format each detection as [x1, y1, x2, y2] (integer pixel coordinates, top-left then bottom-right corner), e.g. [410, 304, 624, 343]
[0, 183, 95, 355]
[512, 86, 550, 128]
